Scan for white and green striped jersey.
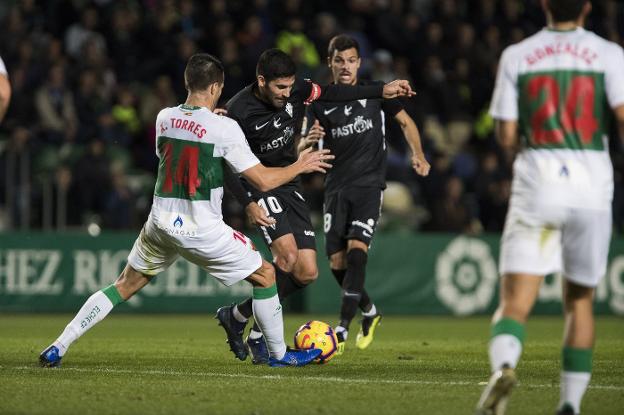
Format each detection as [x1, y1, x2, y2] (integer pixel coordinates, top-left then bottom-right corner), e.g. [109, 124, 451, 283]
[490, 27, 624, 210]
[149, 104, 259, 237]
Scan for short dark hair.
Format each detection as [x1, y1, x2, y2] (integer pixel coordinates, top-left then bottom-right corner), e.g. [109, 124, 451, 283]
[547, 0, 587, 22]
[256, 49, 296, 82]
[328, 35, 360, 58]
[184, 53, 224, 92]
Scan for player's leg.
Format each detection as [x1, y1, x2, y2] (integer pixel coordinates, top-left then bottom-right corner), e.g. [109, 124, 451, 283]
[329, 250, 372, 312]
[476, 203, 562, 414]
[40, 222, 175, 367]
[186, 223, 319, 367]
[332, 188, 382, 351]
[243, 233, 304, 363]
[557, 281, 594, 415]
[245, 260, 321, 366]
[475, 273, 542, 415]
[556, 208, 610, 415]
[235, 189, 319, 362]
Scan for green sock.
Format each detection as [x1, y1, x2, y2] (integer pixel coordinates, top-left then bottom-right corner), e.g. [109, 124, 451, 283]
[488, 317, 525, 371]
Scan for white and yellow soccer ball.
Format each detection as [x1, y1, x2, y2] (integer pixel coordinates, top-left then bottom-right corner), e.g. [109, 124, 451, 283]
[294, 320, 339, 363]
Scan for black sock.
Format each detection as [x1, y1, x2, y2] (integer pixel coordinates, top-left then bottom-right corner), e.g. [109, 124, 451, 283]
[275, 263, 305, 299]
[339, 248, 368, 329]
[331, 267, 372, 313]
[250, 263, 306, 333]
[236, 298, 253, 320]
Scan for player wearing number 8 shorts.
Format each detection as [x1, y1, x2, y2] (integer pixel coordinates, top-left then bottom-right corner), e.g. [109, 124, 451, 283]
[303, 35, 430, 354]
[38, 53, 333, 368]
[475, 1, 624, 414]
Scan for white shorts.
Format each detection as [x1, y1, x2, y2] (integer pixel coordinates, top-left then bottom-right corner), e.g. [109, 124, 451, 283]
[127, 219, 263, 286]
[499, 202, 611, 287]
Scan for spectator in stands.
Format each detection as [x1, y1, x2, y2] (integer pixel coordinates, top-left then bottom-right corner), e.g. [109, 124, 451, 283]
[35, 63, 78, 144]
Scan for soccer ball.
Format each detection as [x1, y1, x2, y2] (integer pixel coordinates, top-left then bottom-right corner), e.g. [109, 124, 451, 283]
[294, 320, 338, 363]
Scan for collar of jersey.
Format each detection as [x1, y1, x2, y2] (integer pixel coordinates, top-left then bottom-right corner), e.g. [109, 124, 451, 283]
[544, 26, 582, 33]
[179, 104, 203, 110]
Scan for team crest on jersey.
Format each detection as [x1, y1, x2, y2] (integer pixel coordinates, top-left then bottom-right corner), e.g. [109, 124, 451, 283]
[160, 122, 168, 134]
[285, 102, 293, 117]
[358, 99, 367, 108]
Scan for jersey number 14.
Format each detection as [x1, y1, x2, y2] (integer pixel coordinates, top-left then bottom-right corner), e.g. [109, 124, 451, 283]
[155, 136, 223, 201]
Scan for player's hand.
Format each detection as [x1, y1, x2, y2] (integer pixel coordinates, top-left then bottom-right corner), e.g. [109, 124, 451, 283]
[214, 108, 228, 116]
[383, 80, 416, 98]
[302, 120, 325, 148]
[245, 202, 276, 227]
[412, 152, 430, 176]
[297, 147, 334, 174]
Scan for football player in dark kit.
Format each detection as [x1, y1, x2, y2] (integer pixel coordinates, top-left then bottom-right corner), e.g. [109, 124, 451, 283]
[302, 35, 430, 354]
[216, 48, 416, 363]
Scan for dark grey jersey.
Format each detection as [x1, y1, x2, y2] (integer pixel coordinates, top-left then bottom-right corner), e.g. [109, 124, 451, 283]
[306, 80, 403, 193]
[226, 79, 384, 189]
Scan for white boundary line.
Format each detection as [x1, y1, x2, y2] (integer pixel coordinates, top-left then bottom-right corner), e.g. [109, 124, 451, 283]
[3, 366, 623, 391]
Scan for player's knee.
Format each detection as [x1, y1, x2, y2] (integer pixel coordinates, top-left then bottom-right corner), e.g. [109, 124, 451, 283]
[114, 265, 148, 301]
[257, 261, 276, 288]
[329, 252, 346, 270]
[275, 251, 298, 272]
[294, 265, 318, 285]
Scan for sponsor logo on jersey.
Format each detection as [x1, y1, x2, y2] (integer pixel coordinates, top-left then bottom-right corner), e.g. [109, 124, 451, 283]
[173, 215, 184, 228]
[285, 102, 293, 117]
[324, 107, 338, 115]
[304, 230, 315, 236]
[344, 105, 353, 116]
[255, 120, 270, 130]
[331, 116, 374, 138]
[260, 126, 295, 152]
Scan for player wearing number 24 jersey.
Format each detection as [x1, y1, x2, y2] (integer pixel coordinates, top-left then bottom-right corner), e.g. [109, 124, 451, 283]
[38, 53, 333, 369]
[476, 1, 624, 414]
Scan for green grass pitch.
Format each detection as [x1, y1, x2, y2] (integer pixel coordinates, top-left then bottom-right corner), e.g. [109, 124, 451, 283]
[1, 314, 622, 414]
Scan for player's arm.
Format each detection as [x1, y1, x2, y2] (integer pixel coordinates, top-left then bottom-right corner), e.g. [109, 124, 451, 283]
[495, 119, 519, 150]
[489, 46, 520, 151]
[614, 105, 624, 148]
[298, 104, 324, 152]
[223, 165, 276, 227]
[240, 147, 333, 192]
[394, 109, 430, 176]
[0, 72, 11, 123]
[299, 79, 414, 105]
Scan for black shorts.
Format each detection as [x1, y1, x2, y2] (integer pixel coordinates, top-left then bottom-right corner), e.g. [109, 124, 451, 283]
[245, 183, 316, 250]
[323, 187, 383, 256]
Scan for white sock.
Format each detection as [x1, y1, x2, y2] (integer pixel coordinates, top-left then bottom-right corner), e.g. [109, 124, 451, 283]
[232, 305, 248, 323]
[252, 285, 286, 360]
[54, 289, 120, 356]
[335, 325, 348, 340]
[489, 334, 522, 371]
[248, 329, 263, 340]
[362, 304, 377, 317]
[559, 371, 590, 414]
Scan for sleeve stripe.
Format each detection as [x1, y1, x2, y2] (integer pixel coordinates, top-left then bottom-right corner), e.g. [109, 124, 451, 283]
[304, 82, 321, 105]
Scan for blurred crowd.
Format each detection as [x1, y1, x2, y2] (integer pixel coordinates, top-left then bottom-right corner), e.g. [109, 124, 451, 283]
[0, 0, 623, 234]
